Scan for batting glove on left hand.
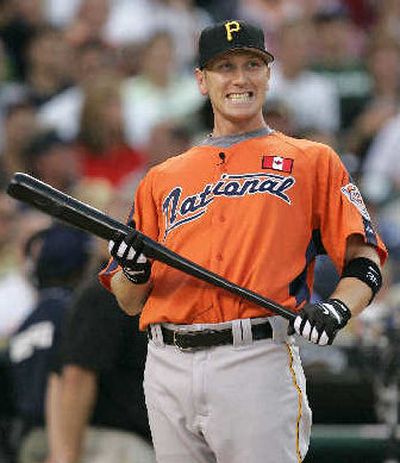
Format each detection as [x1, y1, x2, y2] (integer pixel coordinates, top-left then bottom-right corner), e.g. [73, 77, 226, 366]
[109, 230, 151, 285]
[288, 299, 352, 346]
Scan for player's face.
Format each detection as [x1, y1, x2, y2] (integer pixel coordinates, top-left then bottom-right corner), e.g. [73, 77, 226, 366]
[195, 51, 270, 135]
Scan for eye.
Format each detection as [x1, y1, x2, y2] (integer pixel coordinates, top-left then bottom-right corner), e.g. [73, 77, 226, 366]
[215, 61, 233, 71]
[247, 59, 263, 69]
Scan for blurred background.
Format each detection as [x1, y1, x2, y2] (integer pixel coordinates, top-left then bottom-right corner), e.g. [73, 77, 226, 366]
[0, 0, 399, 462]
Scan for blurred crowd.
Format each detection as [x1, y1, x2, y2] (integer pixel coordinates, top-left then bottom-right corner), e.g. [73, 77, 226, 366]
[0, 0, 400, 461]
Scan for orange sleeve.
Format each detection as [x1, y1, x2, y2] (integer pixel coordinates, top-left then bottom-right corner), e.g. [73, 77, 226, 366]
[315, 146, 388, 272]
[132, 167, 160, 241]
[98, 168, 160, 291]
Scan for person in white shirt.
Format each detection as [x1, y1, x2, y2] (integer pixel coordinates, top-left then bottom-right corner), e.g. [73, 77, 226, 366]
[361, 112, 400, 204]
[122, 30, 203, 148]
[268, 18, 340, 135]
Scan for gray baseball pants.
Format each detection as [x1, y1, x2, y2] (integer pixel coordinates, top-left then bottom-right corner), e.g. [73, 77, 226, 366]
[144, 317, 312, 463]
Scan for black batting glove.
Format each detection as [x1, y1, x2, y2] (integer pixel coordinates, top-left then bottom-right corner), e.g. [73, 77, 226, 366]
[109, 230, 151, 285]
[288, 299, 352, 346]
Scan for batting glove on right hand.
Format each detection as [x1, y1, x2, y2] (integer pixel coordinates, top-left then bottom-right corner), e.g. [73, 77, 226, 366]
[109, 230, 151, 285]
[288, 299, 352, 346]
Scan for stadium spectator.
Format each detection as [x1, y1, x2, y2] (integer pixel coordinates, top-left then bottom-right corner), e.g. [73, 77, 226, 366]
[0, 37, 30, 153]
[22, 26, 74, 107]
[114, 41, 144, 79]
[311, 5, 371, 131]
[0, 206, 59, 346]
[268, 17, 340, 135]
[104, 0, 211, 73]
[38, 40, 117, 142]
[0, 196, 42, 341]
[0, 0, 47, 81]
[145, 121, 192, 169]
[1, 101, 38, 180]
[76, 72, 146, 188]
[63, 0, 111, 48]
[46, 277, 156, 463]
[8, 224, 92, 463]
[153, 0, 212, 71]
[263, 99, 295, 136]
[122, 30, 203, 148]
[361, 112, 400, 206]
[237, 0, 305, 56]
[372, 0, 400, 43]
[22, 129, 79, 192]
[101, 0, 159, 47]
[344, 34, 400, 174]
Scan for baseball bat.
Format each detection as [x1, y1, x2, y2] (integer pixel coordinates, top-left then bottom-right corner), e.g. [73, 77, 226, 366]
[7, 172, 296, 321]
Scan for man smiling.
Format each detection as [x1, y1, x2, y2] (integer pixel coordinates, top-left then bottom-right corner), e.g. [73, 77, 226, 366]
[100, 20, 387, 463]
[196, 21, 273, 133]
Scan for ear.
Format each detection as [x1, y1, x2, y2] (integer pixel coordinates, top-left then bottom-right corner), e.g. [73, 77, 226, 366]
[265, 66, 271, 92]
[195, 68, 208, 96]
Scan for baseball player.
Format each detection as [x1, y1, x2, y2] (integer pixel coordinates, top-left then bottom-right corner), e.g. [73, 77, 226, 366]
[100, 20, 388, 463]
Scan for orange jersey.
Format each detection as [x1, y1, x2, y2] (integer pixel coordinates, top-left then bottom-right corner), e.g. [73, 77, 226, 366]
[100, 128, 387, 330]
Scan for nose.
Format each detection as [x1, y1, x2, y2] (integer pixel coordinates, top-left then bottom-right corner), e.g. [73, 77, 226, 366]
[231, 66, 248, 85]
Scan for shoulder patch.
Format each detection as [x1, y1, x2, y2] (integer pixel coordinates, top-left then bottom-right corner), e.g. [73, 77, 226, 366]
[341, 183, 371, 221]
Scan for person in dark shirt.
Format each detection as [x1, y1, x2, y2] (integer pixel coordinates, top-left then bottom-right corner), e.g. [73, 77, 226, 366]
[46, 276, 155, 463]
[8, 224, 92, 463]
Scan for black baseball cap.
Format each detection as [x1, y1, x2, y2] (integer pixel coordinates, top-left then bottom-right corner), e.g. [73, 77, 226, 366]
[198, 20, 274, 69]
[25, 224, 92, 287]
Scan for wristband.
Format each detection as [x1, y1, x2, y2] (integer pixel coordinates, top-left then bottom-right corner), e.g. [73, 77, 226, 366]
[341, 257, 382, 302]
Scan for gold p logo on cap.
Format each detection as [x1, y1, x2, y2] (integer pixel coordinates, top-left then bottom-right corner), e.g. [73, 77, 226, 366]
[224, 21, 241, 41]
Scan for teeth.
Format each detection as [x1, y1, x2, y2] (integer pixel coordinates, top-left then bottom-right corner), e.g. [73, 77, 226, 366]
[228, 92, 252, 102]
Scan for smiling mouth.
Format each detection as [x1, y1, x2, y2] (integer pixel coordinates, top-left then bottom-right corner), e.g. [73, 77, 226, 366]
[226, 92, 254, 103]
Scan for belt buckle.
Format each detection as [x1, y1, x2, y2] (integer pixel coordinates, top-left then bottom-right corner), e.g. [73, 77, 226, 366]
[172, 329, 221, 351]
[173, 330, 197, 351]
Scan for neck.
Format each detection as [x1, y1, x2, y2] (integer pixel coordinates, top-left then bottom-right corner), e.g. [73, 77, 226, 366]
[212, 115, 267, 138]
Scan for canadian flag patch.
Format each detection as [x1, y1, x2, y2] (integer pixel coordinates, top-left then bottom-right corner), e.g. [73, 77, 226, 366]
[262, 155, 294, 173]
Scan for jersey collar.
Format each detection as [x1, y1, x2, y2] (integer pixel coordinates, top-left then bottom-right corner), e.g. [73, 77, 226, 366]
[200, 126, 274, 148]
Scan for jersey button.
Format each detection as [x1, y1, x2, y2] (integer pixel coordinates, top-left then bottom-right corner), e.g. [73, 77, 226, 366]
[220, 216, 226, 223]
[216, 253, 223, 261]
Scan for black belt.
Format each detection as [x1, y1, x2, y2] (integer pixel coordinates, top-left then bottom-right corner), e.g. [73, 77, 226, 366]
[149, 322, 273, 350]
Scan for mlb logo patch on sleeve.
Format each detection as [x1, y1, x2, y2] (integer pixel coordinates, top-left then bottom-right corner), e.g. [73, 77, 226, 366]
[341, 183, 371, 220]
[262, 155, 293, 173]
